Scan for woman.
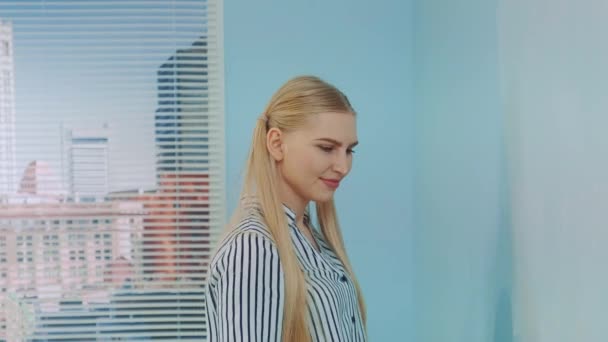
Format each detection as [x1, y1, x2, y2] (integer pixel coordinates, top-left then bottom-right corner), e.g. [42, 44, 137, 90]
[206, 76, 367, 341]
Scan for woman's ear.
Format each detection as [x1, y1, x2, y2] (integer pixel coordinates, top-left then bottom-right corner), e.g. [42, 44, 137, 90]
[266, 127, 284, 162]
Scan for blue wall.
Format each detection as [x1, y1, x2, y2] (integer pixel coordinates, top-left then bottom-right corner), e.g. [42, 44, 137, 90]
[224, 0, 415, 340]
[414, 0, 512, 341]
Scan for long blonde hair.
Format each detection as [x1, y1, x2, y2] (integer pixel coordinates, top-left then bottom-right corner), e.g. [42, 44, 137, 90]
[234, 75, 367, 341]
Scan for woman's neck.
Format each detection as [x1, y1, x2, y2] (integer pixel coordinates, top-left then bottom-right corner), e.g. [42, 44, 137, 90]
[278, 195, 307, 227]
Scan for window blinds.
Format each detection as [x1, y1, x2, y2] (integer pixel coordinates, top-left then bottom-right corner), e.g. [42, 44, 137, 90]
[0, 1, 224, 340]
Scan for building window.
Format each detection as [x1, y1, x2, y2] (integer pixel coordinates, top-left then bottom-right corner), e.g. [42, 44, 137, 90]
[0, 40, 9, 56]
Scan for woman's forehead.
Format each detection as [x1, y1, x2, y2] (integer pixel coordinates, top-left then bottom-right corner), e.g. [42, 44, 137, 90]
[299, 112, 357, 141]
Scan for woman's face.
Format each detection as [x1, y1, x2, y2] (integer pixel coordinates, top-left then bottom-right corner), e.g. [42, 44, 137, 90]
[270, 111, 358, 208]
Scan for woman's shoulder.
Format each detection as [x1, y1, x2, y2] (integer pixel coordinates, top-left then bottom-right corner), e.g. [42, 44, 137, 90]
[227, 208, 275, 243]
[208, 213, 277, 271]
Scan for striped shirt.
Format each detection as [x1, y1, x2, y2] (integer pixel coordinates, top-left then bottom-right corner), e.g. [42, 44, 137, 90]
[205, 205, 366, 341]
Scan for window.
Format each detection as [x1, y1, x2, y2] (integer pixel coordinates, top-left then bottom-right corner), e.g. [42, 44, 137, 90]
[0, 40, 8, 56]
[0, 1, 224, 340]
[2, 71, 10, 91]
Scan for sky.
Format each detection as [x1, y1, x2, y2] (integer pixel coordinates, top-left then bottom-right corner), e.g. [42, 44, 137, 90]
[1, 0, 206, 192]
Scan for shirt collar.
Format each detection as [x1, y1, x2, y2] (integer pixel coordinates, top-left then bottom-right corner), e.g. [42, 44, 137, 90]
[282, 203, 310, 226]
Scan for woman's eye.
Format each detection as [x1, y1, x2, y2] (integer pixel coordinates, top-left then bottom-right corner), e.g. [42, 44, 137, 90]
[347, 149, 356, 155]
[318, 145, 333, 152]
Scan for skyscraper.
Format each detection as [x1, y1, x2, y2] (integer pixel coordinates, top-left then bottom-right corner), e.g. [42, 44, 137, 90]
[155, 37, 210, 176]
[67, 127, 110, 200]
[150, 38, 211, 283]
[0, 20, 17, 195]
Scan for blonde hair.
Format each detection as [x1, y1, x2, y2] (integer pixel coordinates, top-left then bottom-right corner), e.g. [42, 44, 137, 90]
[235, 75, 367, 341]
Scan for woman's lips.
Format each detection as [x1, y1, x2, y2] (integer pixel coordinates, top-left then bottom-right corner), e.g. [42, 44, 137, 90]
[320, 178, 340, 189]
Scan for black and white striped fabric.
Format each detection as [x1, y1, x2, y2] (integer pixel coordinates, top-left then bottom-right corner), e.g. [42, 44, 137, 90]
[205, 205, 366, 341]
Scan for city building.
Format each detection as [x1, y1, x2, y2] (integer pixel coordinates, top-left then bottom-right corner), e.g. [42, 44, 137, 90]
[0, 20, 17, 195]
[65, 127, 110, 201]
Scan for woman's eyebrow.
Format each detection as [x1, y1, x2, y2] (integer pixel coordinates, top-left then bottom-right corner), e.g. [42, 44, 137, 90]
[315, 137, 359, 148]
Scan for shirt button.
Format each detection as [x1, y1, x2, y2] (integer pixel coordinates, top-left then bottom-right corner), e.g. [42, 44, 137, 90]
[351, 315, 356, 323]
[340, 275, 347, 282]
